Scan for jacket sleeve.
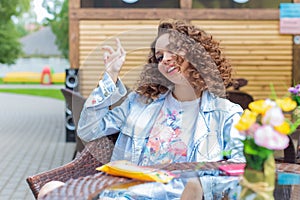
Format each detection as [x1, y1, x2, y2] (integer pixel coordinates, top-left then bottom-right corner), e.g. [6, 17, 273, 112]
[223, 104, 246, 163]
[200, 175, 241, 199]
[77, 72, 130, 142]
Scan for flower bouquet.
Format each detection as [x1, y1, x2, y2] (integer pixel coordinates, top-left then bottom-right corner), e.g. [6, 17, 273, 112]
[235, 97, 300, 200]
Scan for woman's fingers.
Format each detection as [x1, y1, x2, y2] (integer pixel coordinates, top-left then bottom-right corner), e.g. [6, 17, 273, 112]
[102, 38, 125, 79]
[115, 38, 126, 56]
[103, 52, 110, 64]
[102, 45, 114, 54]
[102, 38, 125, 63]
[102, 38, 124, 55]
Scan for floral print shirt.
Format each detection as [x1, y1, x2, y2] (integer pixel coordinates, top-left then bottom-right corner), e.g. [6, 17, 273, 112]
[141, 94, 200, 165]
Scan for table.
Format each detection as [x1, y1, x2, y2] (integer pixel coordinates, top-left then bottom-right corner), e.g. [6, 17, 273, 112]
[40, 162, 300, 200]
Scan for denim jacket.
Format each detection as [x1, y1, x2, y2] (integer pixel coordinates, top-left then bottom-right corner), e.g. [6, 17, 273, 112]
[78, 72, 245, 164]
[77, 73, 245, 199]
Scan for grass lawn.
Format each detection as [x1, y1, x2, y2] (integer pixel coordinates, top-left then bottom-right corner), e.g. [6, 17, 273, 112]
[0, 88, 65, 100]
[0, 77, 65, 100]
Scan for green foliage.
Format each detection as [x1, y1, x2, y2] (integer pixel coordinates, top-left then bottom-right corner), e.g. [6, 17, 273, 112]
[0, 88, 64, 100]
[0, 0, 30, 64]
[243, 138, 273, 171]
[43, 0, 69, 59]
[15, 23, 29, 37]
[0, 0, 30, 22]
[0, 22, 22, 64]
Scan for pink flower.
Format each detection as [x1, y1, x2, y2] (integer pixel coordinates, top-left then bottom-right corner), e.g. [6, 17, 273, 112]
[254, 125, 289, 150]
[262, 106, 284, 126]
[244, 123, 260, 137]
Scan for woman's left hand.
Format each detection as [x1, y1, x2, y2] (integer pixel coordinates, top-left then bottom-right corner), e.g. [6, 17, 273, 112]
[102, 38, 126, 83]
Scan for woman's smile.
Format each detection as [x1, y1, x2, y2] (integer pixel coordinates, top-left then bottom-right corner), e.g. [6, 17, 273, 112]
[155, 34, 189, 85]
[167, 66, 176, 73]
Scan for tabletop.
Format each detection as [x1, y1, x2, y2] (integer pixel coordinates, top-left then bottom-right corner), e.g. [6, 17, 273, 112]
[40, 162, 300, 200]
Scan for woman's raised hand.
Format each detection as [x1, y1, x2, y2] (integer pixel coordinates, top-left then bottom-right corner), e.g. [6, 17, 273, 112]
[102, 38, 126, 83]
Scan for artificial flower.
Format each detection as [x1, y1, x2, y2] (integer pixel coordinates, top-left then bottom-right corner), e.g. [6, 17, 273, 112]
[248, 99, 272, 115]
[288, 84, 300, 95]
[262, 106, 284, 126]
[253, 125, 289, 150]
[274, 121, 291, 135]
[236, 98, 299, 151]
[275, 97, 297, 112]
[288, 83, 300, 105]
[245, 123, 260, 137]
[235, 109, 257, 131]
[238, 87, 300, 200]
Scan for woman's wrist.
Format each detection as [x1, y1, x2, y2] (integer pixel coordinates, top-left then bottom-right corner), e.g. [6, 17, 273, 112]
[105, 69, 119, 83]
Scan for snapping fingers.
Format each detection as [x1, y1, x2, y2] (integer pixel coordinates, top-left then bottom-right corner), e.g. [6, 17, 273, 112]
[103, 51, 110, 64]
[102, 45, 114, 54]
[116, 38, 126, 56]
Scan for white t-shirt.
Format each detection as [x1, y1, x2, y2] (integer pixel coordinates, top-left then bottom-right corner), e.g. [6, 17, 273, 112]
[141, 93, 200, 166]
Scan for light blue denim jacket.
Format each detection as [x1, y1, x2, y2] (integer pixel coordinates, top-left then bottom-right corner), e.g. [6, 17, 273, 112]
[77, 73, 245, 199]
[78, 72, 245, 163]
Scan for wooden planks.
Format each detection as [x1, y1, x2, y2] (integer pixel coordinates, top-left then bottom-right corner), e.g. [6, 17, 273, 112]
[192, 20, 293, 100]
[78, 20, 293, 100]
[79, 20, 158, 97]
[70, 8, 279, 20]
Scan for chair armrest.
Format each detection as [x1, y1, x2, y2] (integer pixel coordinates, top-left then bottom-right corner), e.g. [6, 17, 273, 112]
[26, 134, 118, 199]
[26, 148, 101, 199]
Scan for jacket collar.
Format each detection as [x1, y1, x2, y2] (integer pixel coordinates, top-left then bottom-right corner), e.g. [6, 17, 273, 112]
[200, 90, 218, 112]
[154, 90, 171, 102]
[156, 90, 219, 112]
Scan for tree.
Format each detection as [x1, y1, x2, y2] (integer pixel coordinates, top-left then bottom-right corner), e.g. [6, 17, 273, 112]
[0, 0, 30, 64]
[43, 0, 69, 60]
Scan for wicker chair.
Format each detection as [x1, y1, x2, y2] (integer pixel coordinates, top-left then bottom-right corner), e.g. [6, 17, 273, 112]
[277, 129, 300, 164]
[60, 88, 86, 157]
[26, 133, 118, 199]
[27, 86, 132, 199]
[226, 78, 254, 110]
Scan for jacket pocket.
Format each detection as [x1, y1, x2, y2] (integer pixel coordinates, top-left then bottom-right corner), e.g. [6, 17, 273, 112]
[195, 130, 222, 161]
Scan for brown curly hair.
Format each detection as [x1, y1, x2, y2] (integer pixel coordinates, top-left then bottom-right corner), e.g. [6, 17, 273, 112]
[135, 19, 232, 101]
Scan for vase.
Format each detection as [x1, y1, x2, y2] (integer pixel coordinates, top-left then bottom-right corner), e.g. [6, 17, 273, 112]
[240, 153, 275, 200]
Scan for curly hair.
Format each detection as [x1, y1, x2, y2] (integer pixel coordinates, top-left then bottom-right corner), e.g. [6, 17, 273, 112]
[135, 19, 232, 101]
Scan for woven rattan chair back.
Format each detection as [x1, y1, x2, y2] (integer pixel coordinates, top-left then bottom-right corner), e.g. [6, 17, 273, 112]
[26, 134, 118, 199]
[226, 78, 254, 110]
[27, 86, 132, 199]
[226, 90, 254, 110]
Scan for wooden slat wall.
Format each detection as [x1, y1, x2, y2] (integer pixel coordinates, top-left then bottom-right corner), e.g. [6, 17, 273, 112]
[192, 20, 293, 100]
[79, 20, 159, 97]
[79, 20, 293, 100]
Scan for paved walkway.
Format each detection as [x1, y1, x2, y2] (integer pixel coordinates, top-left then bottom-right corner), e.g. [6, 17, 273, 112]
[0, 93, 75, 200]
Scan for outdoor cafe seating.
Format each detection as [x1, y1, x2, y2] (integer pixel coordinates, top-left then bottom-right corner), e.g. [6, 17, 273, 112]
[26, 134, 300, 199]
[26, 79, 300, 199]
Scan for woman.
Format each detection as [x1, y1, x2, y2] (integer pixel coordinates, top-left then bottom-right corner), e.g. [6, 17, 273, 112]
[78, 20, 245, 165]
[39, 20, 245, 199]
[76, 20, 245, 199]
